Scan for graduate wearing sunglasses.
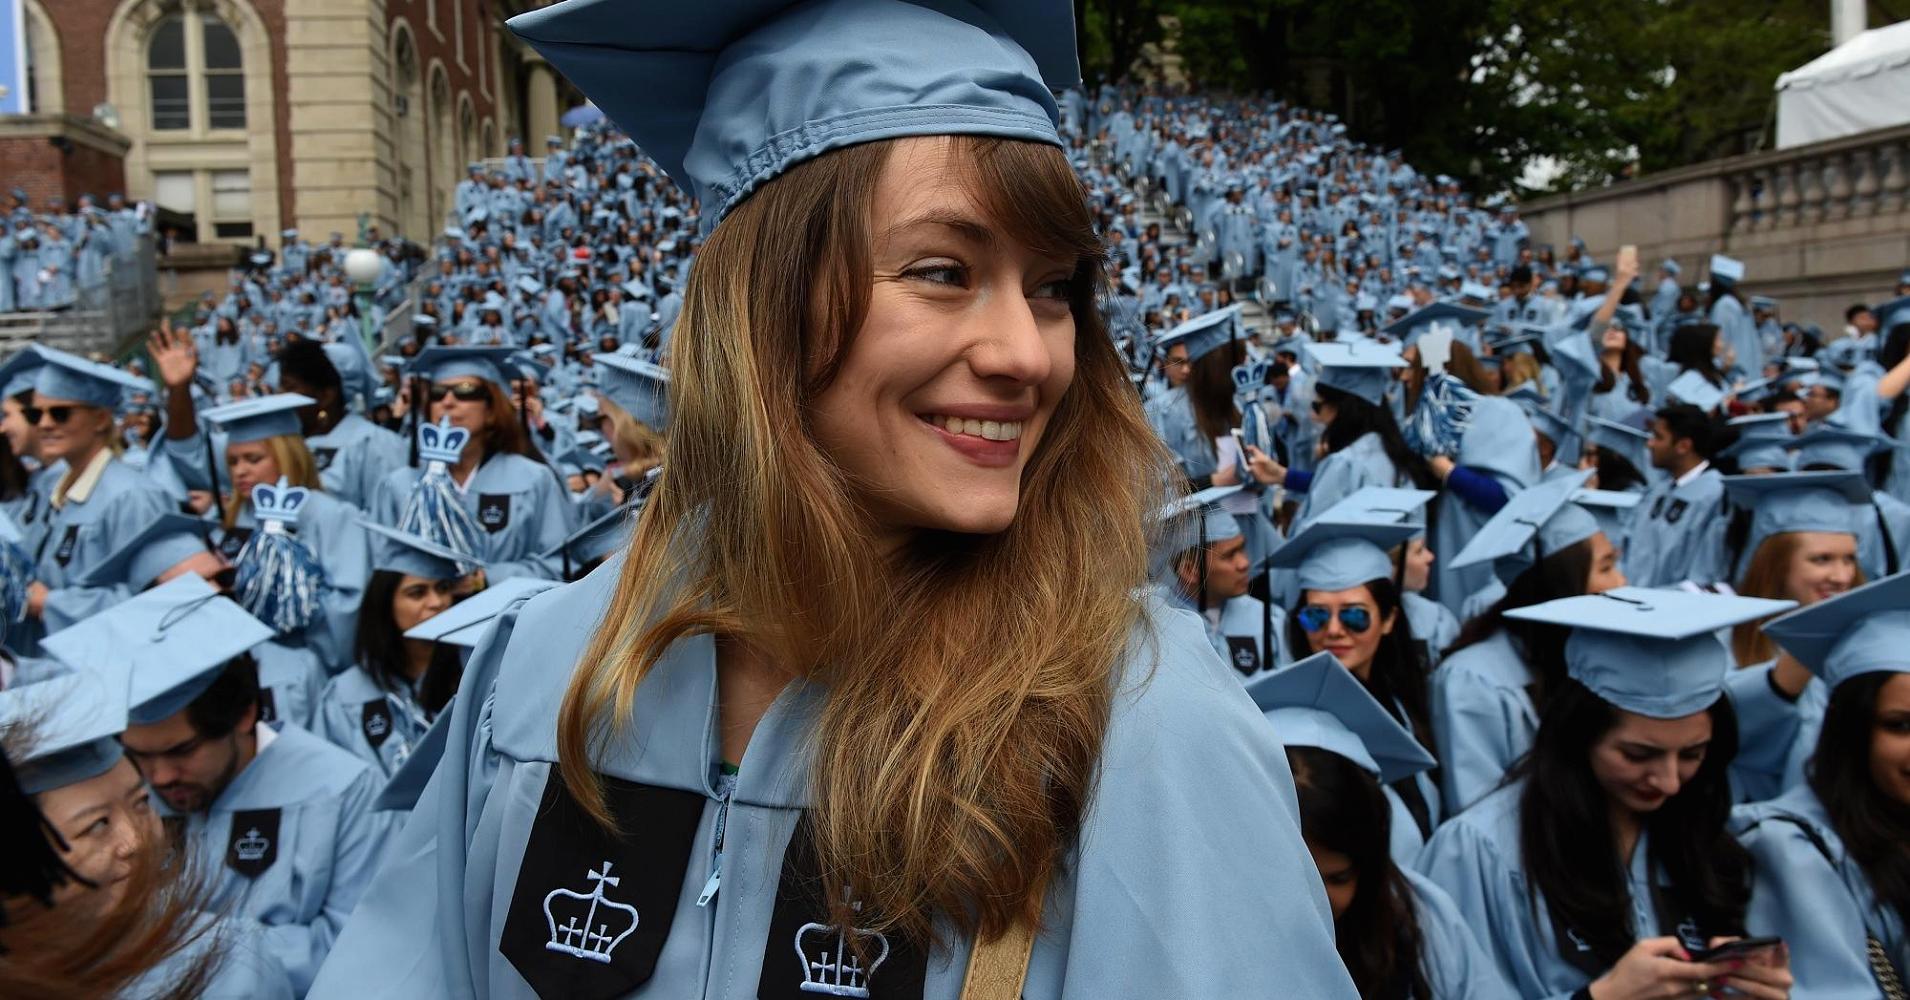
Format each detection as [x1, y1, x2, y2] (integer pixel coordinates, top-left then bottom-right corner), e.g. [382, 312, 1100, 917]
[1275, 516, 1441, 867]
[368, 347, 575, 582]
[0, 348, 175, 645]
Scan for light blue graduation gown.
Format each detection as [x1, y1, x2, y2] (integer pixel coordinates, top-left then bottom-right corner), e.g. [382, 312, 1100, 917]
[309, 413, 407, 513]
[308, 557, 1357, 999]
[369, 452, 575, 582]
[1167, 587, 1285, 682]
[1429, 631, 1532, 813]
[1621, 466, 1729, 588]
[1403, 868, 1520, 999]
[1734, 784, 1908, 997]
[167, 723, 397, 996]
[1418, 781, 1696, 999]
[316, 664, 435, 780]
[217, 492, 372, 674]
[1402, 591, 1458, 668]
[1294, 432, 1400, 526]
[123, 910, 296, 999]
[1430, 399, 1538, 612]
[35, 456, 176, 636]
[255, 639, 328, 732]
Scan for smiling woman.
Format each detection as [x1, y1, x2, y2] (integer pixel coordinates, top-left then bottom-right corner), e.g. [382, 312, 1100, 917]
[306, 1, 1354, 997]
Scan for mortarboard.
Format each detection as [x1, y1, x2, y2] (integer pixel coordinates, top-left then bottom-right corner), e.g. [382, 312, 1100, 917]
[0, 344, 54, 399]
[1586, 415, 1650, 473]
[25, 346, 150, 409]
[1717, 412, 1794, 471]
[199, 394, 315, 444]
[1874, 294, 1910, 332]
[1790, 426, 1883, 472]
[1709, 254, 1744, 284]
[542, 503, 639, 578]
[407, 346, 519, 389]
[42, 575, 274, 726]
[76, 513, 217, 591]
[1269, 518, 1417, 592]
[1762, 570, 1910, 691]
[1720, 471, 1868, 559]
[1665, 370, 1726, 412]
[594, 353, 671, 429]
[403, 577, 560, 648]
[510, 0, 1078, 233]
[1377, 301, 1487, 343]
[362, 521, 470, 579]
[1154, 305, 1243, 363]
[1243, 651, 1435, 783]
[0, 670, 131, 796]
[1304, 340, 1406, 407]
[1505, 588, 1793, 718]
[1520, 401, 1581, 461]
[1449, 471, 1597, 584]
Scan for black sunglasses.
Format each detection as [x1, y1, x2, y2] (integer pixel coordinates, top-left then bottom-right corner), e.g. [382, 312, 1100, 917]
[429, 381, 489, 402]
[1296, 604, 1374, 634]
[24, 406, 78, 425]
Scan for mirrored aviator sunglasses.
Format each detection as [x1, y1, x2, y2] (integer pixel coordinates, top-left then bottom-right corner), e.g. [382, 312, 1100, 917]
[1296, 604, 1373, 634]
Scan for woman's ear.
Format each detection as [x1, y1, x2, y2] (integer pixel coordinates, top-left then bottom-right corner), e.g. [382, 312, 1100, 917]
[1380, 608, 1398, 636]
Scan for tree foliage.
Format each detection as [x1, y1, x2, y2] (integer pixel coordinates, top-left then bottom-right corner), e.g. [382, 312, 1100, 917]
[1077, 0, 1832, 195]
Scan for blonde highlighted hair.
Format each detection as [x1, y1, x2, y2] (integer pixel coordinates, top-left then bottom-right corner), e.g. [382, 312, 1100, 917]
[221, 433, 321, 530]
[558, 136, 1175, 945]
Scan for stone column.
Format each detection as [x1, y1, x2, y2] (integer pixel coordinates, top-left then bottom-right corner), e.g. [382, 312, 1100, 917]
[282, 0, 399, 238]
[525, 56, 558, 148]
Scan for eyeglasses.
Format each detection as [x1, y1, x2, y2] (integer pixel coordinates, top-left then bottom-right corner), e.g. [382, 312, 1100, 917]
[430, 381, 488, 402]
[23, 406, 78, 425]
[1297, 604, 1374, 634]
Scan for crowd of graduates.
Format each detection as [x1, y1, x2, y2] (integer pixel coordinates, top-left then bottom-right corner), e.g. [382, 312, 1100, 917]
[0, 67, 1909, 999]
[0, 190, 152, 313]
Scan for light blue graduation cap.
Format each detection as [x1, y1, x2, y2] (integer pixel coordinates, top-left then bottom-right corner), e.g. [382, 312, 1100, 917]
[509, 0, 1077, 233]
[1665, 370, 1726, 412]
[1270, 518, 1418, 592]
[0, 669, 131, 795]
[0, 344, 54, 398]
[1505, 588, 1794, 718]
[1313, 486, 1436, 530]
[403, 576, 560, 648]
[362, 521, 468, 579]
[1243, 651, 1435, 782]
[1750, 295, 1777, 311]
[407, 346, 519, 388]
[41, 575, 274, 726]
[542, 503, 638, 578]
[1661, 259, 1682, 276]
[1157, 484, 1246, 548]
[1790, 426, 1883, 472]
[1449, 470, 1597, 583]
[515, 275, 544, 297]
[1762, 570, 1910, 690]
[1155, 305, 1243, 363]
[1377, 301, 1487, 343]
[1720, 471, 1868, 558]
[1457, 281, 1496, 304]
[1709, 254, 1744, 285]
[1718, 412, 1794, 471]
[25, 346, 149, 408]
[1580, 265, 1611, 284]
[1304, 340, 1406, 407]
[1573, 487, 1642, 541]
[76, 512, 216, 591]
[594, 353, 670, 429]
[1586, 415, 1651, 473]
[1521, 400, 1580, 461]
[199, 393, 315, 444]
[1874, 295, 1910, 332]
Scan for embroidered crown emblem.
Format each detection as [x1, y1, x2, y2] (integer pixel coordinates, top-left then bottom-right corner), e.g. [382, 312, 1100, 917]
[417, 416, 470, 466]
[364, 713, 389, 739]
[794, 888, 890, 997]
[249, 476, 308, 529]
[233, 827, 270, 862]
[542, 862, 639, 964]
[1231, 358, 1271, 400]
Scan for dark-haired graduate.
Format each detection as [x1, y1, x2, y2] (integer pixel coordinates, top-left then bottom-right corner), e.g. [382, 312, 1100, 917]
[1418, 589, 1797, 1000]
[310, 1, 1353, 998]
[1734, 571, 1910, 996]
[1621, 403, 1731, 588]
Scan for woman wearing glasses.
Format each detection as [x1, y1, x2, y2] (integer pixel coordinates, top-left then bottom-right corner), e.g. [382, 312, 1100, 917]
[1277, 517, 1443, 866]
[149, 328, 373, 677]
[3, 347, 174, 639]
[368, 346, 574, 583]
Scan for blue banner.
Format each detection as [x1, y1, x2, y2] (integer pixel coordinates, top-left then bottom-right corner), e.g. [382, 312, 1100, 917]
[0, 0, 25, 116]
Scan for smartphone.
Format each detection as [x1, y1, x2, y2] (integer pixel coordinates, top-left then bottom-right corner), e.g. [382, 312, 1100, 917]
[1690, 936, 1783, 964]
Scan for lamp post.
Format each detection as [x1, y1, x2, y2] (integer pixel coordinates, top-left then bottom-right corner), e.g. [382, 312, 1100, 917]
[343, 246, 384, 355]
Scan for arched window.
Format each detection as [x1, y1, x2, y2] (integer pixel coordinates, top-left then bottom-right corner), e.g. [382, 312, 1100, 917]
[147, 9, 246, 132]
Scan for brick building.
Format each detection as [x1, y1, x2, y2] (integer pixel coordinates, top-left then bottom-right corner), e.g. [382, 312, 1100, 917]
[14, 0, 573, 245]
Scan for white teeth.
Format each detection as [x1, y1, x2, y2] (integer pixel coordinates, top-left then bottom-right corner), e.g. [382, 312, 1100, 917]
[929, 415, 1023, 441]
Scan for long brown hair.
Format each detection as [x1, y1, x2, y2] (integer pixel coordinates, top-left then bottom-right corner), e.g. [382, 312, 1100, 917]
[438, 381, 538, 462]
[1731, 532, 1864, 664]
[1186, 339, 1245, 448]
[557, 135, 1173, 945]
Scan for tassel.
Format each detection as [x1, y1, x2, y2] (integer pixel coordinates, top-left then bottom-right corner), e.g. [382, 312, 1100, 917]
[233, 477, 330, 636]
[399, 416, 484, 574]
[1405, 371, 1479, 458]
[0, 537, 32, 627]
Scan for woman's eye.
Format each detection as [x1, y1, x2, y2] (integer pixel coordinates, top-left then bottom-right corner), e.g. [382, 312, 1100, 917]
[1033, 279, 1074, 301]
[905, 264, 967, 287]
[1621, 749, 1655, 764]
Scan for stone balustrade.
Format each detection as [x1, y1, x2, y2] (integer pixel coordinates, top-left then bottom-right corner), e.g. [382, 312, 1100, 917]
[1520, 123, 1910, 331]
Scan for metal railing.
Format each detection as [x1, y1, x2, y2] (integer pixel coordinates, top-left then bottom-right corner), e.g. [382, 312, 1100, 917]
[0, 233, 161, 360]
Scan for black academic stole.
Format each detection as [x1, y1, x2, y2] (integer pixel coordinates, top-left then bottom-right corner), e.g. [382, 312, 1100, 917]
[757, 819, 927, 1000]
[499, 772, 702, 1000]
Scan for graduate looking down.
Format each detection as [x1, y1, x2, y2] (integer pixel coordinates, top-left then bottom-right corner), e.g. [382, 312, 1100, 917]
[311, 1, 1353, 996]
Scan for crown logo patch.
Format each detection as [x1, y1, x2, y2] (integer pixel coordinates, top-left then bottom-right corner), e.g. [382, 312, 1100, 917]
[542, 862, 640, 964]
[249, 476, 308, 528]
[417, 416, 471, 466]
[794, 887, 890, 997]
[234, 828, 269, 862]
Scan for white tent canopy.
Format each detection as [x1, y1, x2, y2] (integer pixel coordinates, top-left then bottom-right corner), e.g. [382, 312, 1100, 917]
[1775, 18, 1910, 149]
